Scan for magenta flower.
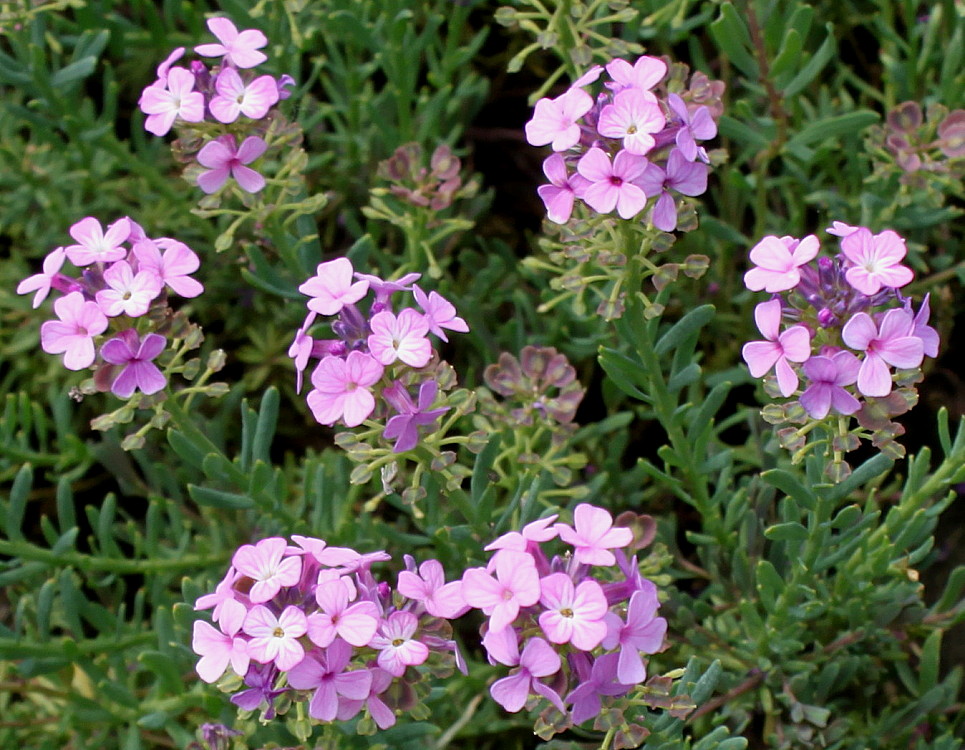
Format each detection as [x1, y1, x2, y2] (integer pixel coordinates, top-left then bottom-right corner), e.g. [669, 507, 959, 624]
[290, 534, 361, 568]
[195, 17, 268, 69]
[667, 93, 717, 162]
[243, 605, 307, 671]
[525, 87, 594, 151]
[798, 351, 862, 419]
[138, 67, 205, 136]
[538, 573, 608, 650]
[397, 557, 467, 619]
[306, 351, 384, 427]
[484, 515, 559, 555]
[412, 285, 469, 342]
[635, 148, 708, 232]
[382, 380, 449, 453]
[370, 611, 429, 676]
[577, 147, 648, 219]
[287, 640, 373, 722]
[100, 331, 167, 398]
[231, 664, 285, 719]
[601, 582, 667, 684]
[604, 56, 667, 93]
[192, 602, 250, 683]
[566, 652, 632, 724]
[209, 68, 279, 123]
[483, 628, 565, 714]
[909, 294, 939, 358]
[40, 292, 108, 370]
[17, 247, 67, 308]
[840, 228, 914, 295]
[462, 550, 541, 632]
[536, 153, 591, 224]
[231, 537, 302, 604]
[743, 234, 820, 293]
[95, 261, 163, 317]
[132, 238, 204, 298]
[197, 134, 268, 194]
[597, 88, 665, 155]
[64, 216, 131, 267]
[306, 578, 380, 648]
[741, 299, 811, 397]
[842, 309, 924, 397]
[555, 503, 632, 567]
[299, 258, 369, 316]
[367, 308, 432, 367]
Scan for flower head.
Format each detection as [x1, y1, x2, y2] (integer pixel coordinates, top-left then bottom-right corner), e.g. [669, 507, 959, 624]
[64, 216, 131, 267]
[537, 573, 608, 650]
[95, 261, 163, 317]
[231, 537, 302, 604]
[100, 331, 167, 398]
[798, 351, 862, 419]
[209, 67, 279, 123]
[743, 234, 820, 293]
[306, 351, 384, 427]
[462, 550, 541, 633]
[525, 87, 594, 151]
[195, 17, 268, 69]
[299, 258, 370, 316]
[842, 309, 924, 397]
[138, 67, 205, 136]
[555, 504, 632, 567]
[741, 299, 811, 397]
[577, 147, 648, 219]
[17, 247, 67, 308]
[197, 134, 268, 194]
[243, 605, 307, 671]
[370, 611, 429, 676]
[840, 228, 913, 295]
[367, 308, 432, 367]
[536, 153, 591, 224]
[40, 292, 109, 370]
[597, 88, 665, 155]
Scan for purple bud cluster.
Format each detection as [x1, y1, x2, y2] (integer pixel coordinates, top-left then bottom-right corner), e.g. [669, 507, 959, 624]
[879, 101, 965, 175]
[17, 216, 204, 399]
[290, 257, 469, 452]
[526, 56, 724, 230]
[138, 17, 295, 195]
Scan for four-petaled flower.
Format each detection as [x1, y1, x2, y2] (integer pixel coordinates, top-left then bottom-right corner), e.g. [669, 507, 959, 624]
[195, 17, 268, 69]
[601, 582, 667, 684]
[243, 604, 308, 671]
[555, 503, 633, 567]
[306, 578, 380, 648]
[636, 148, 708, 232]
[286, 640, 373, 722]
[17, 247, 67, 308]
[138, 67, 205, 136]
[840, 227, 914, 295]
[743, 234, 820, 293]
[798, 351, 862, 419]
[370, 611, 429, 676]
[483, 628, 565, 714]
[382, 380, 449, 453]
[209, 67, 279, 123]
[100, 330, 168, 398]
[40, 292, 109, 370]
[537, 572, 609, 650]
[64, 216, 131, 267]
[95, 260, 163, 318]
[525, 87, 594, 151]
[741, 299, 812, 397]
[577, 147, 648, 219]
[306, 351, 385, 427]
[536, 153, 590, 224]
[299, 258, 369, 316]
[192, 599, 250, 683]
[667, 93, 717, 163]
[197, 134, 268, 194]
[597, 88, 665, 156]
[842, 309, 924, 397]
[462, 550, 541, 633]
[367, 309, 432, 367]
[231, 537, 302, 604]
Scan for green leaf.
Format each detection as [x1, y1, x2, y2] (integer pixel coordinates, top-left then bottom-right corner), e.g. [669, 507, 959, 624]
[253, 387, 280, 464]
[709, 3, 760, 79]
[824, 453, 892, 503]
[188, 485, 254, 510]
[654, 305, 715, 356]
[762, 469, 816, 510]
[756, 560, 785, 612]
[918, 630, 942, 694]
[598, 348, 652, 403]
[785, 110, 879, 152]
[50, 57, 97, 88]
[782, 23, 836, 97]
[764, 522, 809, 541]
[770, 28, 803, 80]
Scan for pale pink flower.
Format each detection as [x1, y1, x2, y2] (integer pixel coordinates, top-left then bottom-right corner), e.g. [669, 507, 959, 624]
[538, 573, 608, 650]
[152, 47, 185, 87]
[307, 578, 380, 648]
[799, 351, 861, 419]
[40, 292, 108, 370]
[370, 611, 429, 676]
[412, 285, 469, 342]
[601, 582, 666, 684]
[17, 247, 67, 308]
[605, 56, 667, 93]
[367, 309, 432, 367]
[290, 534, 361, 568]
[132, 238, 203, 298]
[555, 504, 632, 567]
[597, 88, 665, 155]
[192, 602, 250, 683]
[840, 228, 913, 295]
[138, 67, 205, 136]
[209, 67, 279, 123]
[64, 216, 131, 267]
[299, 258, 369, 316]
[577, 147, 648, 219]
[197, 134, 268, 194]
[482, 629, 565, 714]
[231, 537, 302, 604]
[306, 351, 384, 427]
[462, 550, 540, 633]
[397, 558, 467, 618]
[194, 567, 246, 626]
[484, 515, 559, 555]
[525, 87, 594, 151]
[743, 234, 820, 293]
[741, 299, 811, 397]
[287, 640, 372, 722]
[95, 261, 163, 317]
[842, 309, 924, 397]
[195, 17, 268, 69]
[537, 153, 591, 224]
[243, 604, 307, 671]
[100, 331, 167, 398]
[826, 221, 861, 238]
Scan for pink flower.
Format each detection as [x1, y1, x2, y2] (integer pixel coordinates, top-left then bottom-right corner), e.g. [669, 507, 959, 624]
[484, 515, 559, 554]
[597, 88, 665, 155]
[462, 550, 540, 633]
[100, 331, 167, 398]
[17, 247, 67, 308]
[741, 299, 811, 397]
[243, 604, 307, 671]
[397, 558, 467, 618]
[601, 582, 667, 684]
[197, 134, 268, 194]
[538, 573, 608, 650]
[95, 261, 163, 317]
[195, 17, 268, 69]
[231, 537, 302, 604]
[367, 309, 432, 367]
[152, 47, 185, 87]
[194, 567, 246, 626]
[192, 603, 250, 683]
[412, 285, 469, 342]
[138, 67, 205, 136]
[299, 258, 369, 316]
[555, 504, 632, 567]
[743, 234, 820, 293]
[40, 292, 108, 370]
[667, 93, 716, 163]
[306, 351, 384, 427]
[799, 351, 862, 419]
[132, 238, 204, 298]
[577, 147, 648, 219]
[635, 148, 708, 232]
[209, 67, 279, 123]
[842, 309, 924, 397]
[370, 611, 429, 676]
[483, 629, 565, 714]
[525, 87, 594, 151]
[335, 667, 396, 729]
[287, 640, 373, 722]
[909, 294, 939, 358]
[64, 216, 131, 267]
[826, 221, 861, 238]
[537, 153, 591, 224]
[306, 578, 380, 648]
[290, 535, 361, 568]
[840, 228, 914, 295]
[604, 56, 667, 93]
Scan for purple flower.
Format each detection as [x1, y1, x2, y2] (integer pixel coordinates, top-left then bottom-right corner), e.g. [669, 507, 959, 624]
[100, 330, 167, 398]
[741, 299, 811, 397]
[635, 148, 708, 231]
[566, 652, 633, 724]
[192, 601, 249, 683]
[537, 153, 591, 224]
[286, 640, 373, 722]
[799, 351, 862, 419]
[132, 238, 203, 298]
[231, 664, 286, 719]
[577, 147, 649, 219]
[396, 557, 467, 618]
[17, 247, 68, 308]
[483, 628, 565, 713]
[306, 578, 380, 648]
[601, 583, 666, 684]
[335, 667, 396, 728]
[197, 134, 268, 194]
[842, 309, 924, 397]
[412, 284, 469, 342]
[382, 380, 449, 453]
[908, 293, 939, 358]
[667, 93, 717, 162]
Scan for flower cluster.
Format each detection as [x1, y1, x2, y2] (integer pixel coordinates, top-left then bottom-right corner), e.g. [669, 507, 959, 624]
[192, 537, 466, 732]
[18, 216, 204, 397]
[139, 16, 294, 195]
[742, 223, 939, 474]
[526, 56, 723, 230]
[463, 504, 667, 734]
[290, 257, 469, 454]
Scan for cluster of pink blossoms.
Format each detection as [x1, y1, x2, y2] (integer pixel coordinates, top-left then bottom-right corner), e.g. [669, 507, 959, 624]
[192, 537, 466, 728]
[289, 257, 468, 452]
[463, 504, 666, 727]
[526, 56, 722, 230]
[17, 216, 203, 398]
[742, 223, 938, 457]
[138, 16, 293, 194]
